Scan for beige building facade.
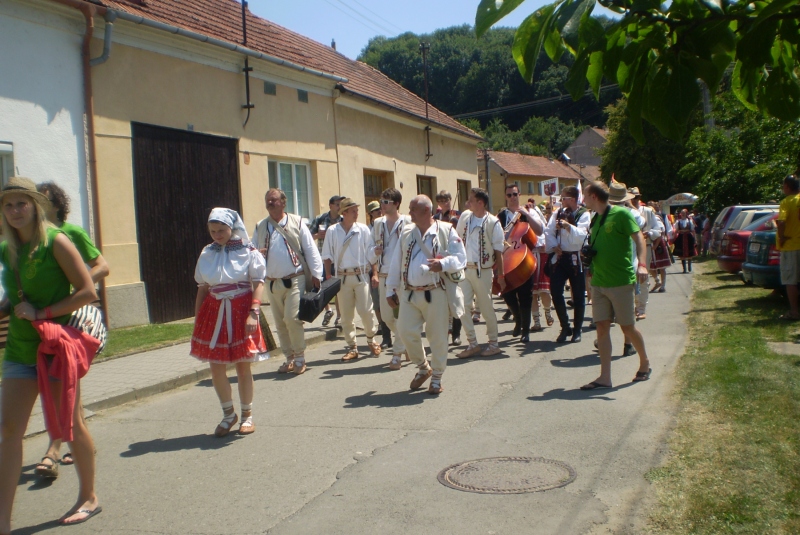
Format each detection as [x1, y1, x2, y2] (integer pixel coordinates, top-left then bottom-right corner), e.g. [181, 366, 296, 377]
[72, 1, 480, 327]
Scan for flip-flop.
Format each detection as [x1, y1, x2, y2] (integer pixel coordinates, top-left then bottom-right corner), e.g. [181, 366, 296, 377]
[779, 314, 800, 322]
[61, 452, 74, 465]
[59, 505, 102, 526]
[580, 381, 612, 391]
[633, 368, 652, 382]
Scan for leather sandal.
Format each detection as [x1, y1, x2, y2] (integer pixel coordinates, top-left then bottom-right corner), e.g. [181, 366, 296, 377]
[388, 354, 403, 370]
[214, 411, 238, 438]
[368, 342, 383, 356]
[238, 411, 255, 435]
[278, 360, 295, 373]
[34, 455, 59, 479]
[342, 347, 359, 361]
[410, 367, 432, 390]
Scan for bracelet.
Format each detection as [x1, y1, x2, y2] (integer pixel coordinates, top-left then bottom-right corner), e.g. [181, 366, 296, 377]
[45, 307, 53, 320]
[638, 262, 647, 268]
[251, 299, 261, 305]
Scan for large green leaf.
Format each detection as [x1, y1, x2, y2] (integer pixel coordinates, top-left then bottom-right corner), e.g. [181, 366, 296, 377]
[737, 18, 780, 68]
[587, 50, 605, 96]
[752, 0, 799, 29]
[762, 61, 800, 120]
[731, 61, 763, 111]
[664, 61, 701, 135]
[553, 0, 595, 53]
[512, 4, 558, 83]
[476, 0, 531, 38]
[565, 48, 592, 99]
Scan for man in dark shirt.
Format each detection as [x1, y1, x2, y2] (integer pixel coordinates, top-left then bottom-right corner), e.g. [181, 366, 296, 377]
[310, 195, 343, 326]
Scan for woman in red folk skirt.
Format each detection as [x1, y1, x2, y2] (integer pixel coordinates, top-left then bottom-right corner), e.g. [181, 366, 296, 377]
[191, 208, 269, 437]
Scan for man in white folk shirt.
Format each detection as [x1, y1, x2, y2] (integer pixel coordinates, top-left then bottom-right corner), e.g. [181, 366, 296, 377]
[454, 188, 506, 358]
[627, 186, 665, 321]
[322, 197, 382, 361]
[252, 188, 323, 375]
[385, 195, 467, 395]
[369, 188, 411, 370]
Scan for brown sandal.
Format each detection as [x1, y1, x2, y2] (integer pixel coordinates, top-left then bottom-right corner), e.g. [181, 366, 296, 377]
[34, 455, 59, 479]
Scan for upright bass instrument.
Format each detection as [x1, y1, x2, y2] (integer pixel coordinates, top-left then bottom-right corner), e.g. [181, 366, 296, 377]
[492, 211, 538, 295]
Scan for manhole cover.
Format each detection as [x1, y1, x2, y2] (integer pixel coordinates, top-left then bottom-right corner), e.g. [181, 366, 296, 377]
[437, 456, 576, 494]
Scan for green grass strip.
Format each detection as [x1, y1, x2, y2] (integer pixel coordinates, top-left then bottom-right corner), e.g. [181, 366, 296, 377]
[647, 259, 800, 534]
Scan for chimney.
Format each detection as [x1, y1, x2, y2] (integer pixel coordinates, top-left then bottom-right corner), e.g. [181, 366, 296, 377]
[331, 39, 336, 50]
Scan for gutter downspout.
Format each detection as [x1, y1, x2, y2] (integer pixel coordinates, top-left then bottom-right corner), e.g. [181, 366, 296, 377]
[49, 0, 110, 324]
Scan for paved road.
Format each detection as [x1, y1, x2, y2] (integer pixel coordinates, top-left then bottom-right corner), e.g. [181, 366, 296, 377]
[13, 269, 692, 534]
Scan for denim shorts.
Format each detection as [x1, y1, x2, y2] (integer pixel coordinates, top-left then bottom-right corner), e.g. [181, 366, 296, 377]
[1, 359, 58, 381]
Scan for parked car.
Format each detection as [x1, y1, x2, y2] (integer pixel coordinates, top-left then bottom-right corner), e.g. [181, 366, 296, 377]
[709, 204, 779, 255]
[741, 229, 781, 290]
[718, 214, 778, 273]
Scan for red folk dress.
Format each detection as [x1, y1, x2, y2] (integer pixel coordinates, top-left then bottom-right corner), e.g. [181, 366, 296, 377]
[191, 238, 269, 364]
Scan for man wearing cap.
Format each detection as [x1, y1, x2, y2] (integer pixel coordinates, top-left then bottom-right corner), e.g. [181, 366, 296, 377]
[310, 195, 343, 326]
[544, 185, 590, 343]
[580, 180, 652, 390]
[455, 188, 505, 357]
[253, 188, 323, 375]
[370, 188, 411, 369]
[322, 198, 382, 360]
[627, 187, 665, 320]
[385, 195, 466, 394]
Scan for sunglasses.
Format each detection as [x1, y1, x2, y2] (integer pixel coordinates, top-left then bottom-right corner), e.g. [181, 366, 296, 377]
[380, 199, 395, 205]
[506, 192, 519, 198]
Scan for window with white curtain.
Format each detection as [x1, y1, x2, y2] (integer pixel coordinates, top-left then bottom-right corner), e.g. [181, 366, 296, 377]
[268, 160, 313, 219]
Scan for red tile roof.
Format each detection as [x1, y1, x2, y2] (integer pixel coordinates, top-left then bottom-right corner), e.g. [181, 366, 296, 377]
[92, 0, 480, 140]
[480, 150, 583, 180]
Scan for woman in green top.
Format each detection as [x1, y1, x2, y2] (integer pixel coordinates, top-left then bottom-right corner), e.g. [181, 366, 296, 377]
[0, 177, 101, 533]
[32, 182, 110, 478]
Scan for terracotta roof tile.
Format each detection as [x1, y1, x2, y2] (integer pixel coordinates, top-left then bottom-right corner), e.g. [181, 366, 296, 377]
[482, 150, 583, 180]
[93, 0, 480, 140]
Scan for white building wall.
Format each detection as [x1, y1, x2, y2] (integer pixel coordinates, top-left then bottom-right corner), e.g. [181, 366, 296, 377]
[0, 1, 89, 230]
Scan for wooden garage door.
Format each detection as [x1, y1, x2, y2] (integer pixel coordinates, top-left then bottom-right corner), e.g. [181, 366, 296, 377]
[132, 123, 241, 323]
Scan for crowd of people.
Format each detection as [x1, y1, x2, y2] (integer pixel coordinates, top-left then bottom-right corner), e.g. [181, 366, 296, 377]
[0, 175, 674, 533]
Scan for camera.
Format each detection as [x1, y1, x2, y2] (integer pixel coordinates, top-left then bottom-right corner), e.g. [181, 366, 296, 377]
[580, 244, 597, 265]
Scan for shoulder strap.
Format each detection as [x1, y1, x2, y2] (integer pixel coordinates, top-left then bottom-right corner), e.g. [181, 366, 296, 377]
[334, 226, 355, 273]
[13, 264, 26, 302]
[267, 215, 313, 288]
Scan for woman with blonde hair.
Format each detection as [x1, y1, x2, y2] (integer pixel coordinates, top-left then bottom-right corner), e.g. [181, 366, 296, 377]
[191, 208, 268, 437]
[0, 177, 101, 532]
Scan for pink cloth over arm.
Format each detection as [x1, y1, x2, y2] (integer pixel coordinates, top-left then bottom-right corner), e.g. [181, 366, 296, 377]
[34, 320, 100, 442]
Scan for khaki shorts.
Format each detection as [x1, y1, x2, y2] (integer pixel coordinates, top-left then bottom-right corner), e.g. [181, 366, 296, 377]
[591, 284, 636, 326]
[780, 249, 800, 286]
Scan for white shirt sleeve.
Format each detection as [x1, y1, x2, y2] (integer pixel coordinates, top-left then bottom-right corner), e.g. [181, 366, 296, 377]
[248, 246, 267, 282]
[321, 225, 335, 262]
[440, 227, 467, 273]
[490, 218, 505, 252]
[544, 213, 558, 253]
[368, 221, 381, 266]
[300, 223, 323, 279]
[385, 241, 402, 297]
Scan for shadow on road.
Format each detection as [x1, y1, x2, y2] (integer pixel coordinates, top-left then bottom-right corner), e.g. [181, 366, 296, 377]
[11, 519, 61, 535]
[550, 353, 625, 368]
[320, 361, 393, 379]
[343, 389, 430, 408]
[527, 382, 636, 402]
[120, 433, 240, 457]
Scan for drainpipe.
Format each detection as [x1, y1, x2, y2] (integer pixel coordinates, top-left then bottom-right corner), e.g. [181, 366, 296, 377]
[48, 0, 110, 324]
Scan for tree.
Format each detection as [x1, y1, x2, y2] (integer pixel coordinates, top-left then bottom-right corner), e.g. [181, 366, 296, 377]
[680, 92, 800, 215]
[598, 100, 693, 201]
[475, 0, 800, 143]
[462, 116, 584, 156]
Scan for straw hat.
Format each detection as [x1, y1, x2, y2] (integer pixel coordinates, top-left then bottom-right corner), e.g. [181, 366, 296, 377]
[608, 181, 635, 203]
[0, 176, 52, 207]
[366, 200, 381, 214]
[338, 197, 360, 213]
[627, 186, 641, 197]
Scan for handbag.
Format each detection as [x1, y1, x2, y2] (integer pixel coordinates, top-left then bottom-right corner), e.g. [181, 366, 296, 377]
[13, 266, 107, 355]
[299, 277, 342, 322]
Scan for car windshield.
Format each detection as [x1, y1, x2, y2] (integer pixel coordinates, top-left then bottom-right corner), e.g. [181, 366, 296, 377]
[742, 213, 777, 231]
[713, 207, 730, 227]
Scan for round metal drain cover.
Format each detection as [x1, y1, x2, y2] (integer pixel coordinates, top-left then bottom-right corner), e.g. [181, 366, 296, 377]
[437, 456, 576, 494]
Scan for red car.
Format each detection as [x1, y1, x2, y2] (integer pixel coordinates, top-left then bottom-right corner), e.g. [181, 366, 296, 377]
[717, 213, 778, 273]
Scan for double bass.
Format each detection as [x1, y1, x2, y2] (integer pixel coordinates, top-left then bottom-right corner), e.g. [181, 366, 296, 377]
[492, 211, 538, 295]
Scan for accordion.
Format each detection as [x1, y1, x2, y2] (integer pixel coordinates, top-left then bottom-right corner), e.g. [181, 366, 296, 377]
[298, 277, 342, 323]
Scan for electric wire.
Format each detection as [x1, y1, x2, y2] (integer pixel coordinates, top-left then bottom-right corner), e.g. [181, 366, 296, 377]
[345, 0, 405, 34]
[329, 0, 398, 36]
[319, 0, 391, 37]
[452, 84, 620, 119]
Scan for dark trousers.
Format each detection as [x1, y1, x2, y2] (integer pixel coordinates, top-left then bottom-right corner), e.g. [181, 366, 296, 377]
[502, 276, 534, 334]
[550, 255, 585, 332]
[452, 317, 462, 341]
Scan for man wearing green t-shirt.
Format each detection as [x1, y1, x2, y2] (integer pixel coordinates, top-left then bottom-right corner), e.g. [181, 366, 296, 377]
[777, 174, 800, 321]
[580, 181, 651, 390]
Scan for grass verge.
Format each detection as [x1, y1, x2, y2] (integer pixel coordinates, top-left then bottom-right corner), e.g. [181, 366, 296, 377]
[646, 258, 800, 534]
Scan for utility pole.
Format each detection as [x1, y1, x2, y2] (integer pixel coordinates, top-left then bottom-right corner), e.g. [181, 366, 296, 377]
[420, 42, 432, 161]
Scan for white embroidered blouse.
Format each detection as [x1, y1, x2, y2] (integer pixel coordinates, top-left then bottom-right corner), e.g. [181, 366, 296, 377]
[194, 239, 267, 287]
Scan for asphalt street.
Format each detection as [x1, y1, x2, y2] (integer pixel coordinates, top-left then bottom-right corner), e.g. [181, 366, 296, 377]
[13, 267, 692, 535]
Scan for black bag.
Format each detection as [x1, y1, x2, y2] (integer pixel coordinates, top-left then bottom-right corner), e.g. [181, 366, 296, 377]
[543, 252, 556, 278]
[298, 277, 342, 323]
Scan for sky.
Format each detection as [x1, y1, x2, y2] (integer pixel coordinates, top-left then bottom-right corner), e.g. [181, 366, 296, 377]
[247, 0, 553, 60]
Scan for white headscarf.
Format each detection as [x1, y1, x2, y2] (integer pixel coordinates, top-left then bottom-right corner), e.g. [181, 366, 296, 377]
[208, 207, 251, 245]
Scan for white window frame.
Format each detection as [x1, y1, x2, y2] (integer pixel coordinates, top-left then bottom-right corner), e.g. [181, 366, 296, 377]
[268, 159, 314, 221]
[0, 142, 14, 186]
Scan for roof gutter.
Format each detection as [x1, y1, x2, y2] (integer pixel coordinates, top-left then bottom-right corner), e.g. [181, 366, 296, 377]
[107, 7, 348, 84]
[337, 85, 484, 142]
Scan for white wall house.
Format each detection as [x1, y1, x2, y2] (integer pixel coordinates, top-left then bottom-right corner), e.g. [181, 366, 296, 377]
[0, 0, 90, 229]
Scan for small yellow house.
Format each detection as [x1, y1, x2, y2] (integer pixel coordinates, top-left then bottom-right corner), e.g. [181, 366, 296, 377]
[478, 150, 583, 213]
[36, 0, 481, 326]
